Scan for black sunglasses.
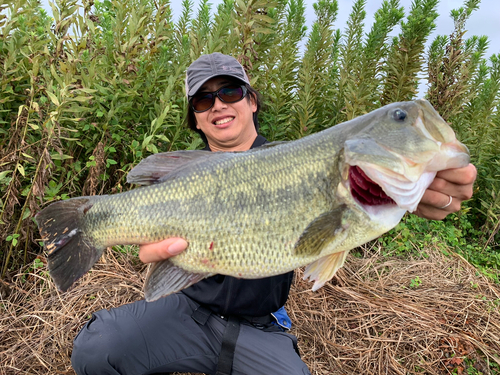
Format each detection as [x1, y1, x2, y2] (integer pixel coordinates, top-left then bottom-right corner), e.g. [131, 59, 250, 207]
[189, 85, 248, 113]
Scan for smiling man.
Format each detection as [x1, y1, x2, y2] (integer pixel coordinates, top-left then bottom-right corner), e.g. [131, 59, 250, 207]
[188, 77, 258, 151]
[71, 52, 476, 375]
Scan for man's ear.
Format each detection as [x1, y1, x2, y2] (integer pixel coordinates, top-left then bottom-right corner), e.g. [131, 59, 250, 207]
[249, 92, 257, 113]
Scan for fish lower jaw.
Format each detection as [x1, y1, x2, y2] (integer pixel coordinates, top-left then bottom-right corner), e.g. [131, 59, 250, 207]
[378, 171, 437, 212]
[363, 204, 406, 229]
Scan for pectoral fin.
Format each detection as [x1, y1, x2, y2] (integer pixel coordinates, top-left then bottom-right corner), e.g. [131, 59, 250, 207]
[294, 204, 351, 257]
[303, 250, 349, 291]
[144, 259, 214, 301]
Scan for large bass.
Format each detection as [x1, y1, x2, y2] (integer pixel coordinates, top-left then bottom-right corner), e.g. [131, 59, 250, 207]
[36, 100, 470, 301]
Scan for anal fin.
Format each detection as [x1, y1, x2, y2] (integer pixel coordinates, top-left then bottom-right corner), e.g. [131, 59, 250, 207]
[144, 259, 213, 302]
[303, 250, 349, 291]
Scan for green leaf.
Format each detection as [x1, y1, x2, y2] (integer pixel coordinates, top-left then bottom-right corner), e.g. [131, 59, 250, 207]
[155, 134, 170, 142]
[142, 135, 154, 149]
[253, 28, 274, 34]
[46, 91, 60, 106]
[253, 14, 275, 24]
[235, 0, 247, 12]
[50, 153, 73, 160]
[73, 95, 93, 102]
[0, 170, 12, 180]
[62, 107, 91, 113]
[22, 208, 31, 220]
[78, 88, 98, 94]
[17, 163, 25, 177]
[59, 137, 80, 141]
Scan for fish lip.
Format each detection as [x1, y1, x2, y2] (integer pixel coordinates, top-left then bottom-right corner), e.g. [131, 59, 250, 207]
[212, 115, 235, 125]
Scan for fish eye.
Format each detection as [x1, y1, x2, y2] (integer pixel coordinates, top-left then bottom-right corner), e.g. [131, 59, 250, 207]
[392, 109, 407, 122]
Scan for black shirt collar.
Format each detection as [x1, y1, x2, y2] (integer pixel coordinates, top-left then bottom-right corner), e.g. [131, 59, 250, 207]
[203, 134, 267, 151]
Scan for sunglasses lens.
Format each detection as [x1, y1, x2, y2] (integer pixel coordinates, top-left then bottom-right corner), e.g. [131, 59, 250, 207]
[219, 86, 244, 103]
[191, 86, 246, 112]
[191, 93, 214, 112]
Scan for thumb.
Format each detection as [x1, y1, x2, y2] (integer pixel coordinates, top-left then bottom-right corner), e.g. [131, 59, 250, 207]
[139, 238, 188, 263]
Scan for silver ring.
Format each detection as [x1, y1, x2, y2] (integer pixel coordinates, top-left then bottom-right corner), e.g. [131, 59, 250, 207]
[439, 195, 453, 209]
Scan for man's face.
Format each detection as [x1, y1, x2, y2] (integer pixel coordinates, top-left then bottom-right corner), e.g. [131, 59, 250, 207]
[193, 76, 257, 151]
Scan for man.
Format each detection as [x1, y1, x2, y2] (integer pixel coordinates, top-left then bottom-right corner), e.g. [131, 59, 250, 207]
[72, 53, 477, 375]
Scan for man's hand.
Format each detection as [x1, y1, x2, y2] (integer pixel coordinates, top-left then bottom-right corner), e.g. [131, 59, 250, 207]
[414, 163, 477, 220]
[139, 238, 188, 263]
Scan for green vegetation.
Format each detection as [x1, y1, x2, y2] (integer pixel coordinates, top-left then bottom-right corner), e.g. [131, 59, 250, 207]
[0, 0, 499, 283]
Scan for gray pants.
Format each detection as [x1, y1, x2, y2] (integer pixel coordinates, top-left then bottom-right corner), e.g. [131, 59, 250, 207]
[71, 293, 310, 375]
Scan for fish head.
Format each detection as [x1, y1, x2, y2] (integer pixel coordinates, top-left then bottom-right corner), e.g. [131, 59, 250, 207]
[342, 99, 470, 214]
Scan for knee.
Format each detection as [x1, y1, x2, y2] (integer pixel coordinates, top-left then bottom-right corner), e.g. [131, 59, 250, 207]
[71, 311, 127, 374]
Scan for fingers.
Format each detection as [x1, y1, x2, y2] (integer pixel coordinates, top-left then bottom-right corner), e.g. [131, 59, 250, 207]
[414, 190, 462, 220]
[428, 164, 477, 201]
[435, 164, 477, 185]
[139, 238, 188, 264]
[413, 164, 477, 220]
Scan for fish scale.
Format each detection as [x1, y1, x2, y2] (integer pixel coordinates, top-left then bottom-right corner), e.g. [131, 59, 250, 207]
[35, 100, 470, 301]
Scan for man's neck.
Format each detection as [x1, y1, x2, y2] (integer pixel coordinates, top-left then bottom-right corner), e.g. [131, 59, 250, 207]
[207, 133, 258, 152]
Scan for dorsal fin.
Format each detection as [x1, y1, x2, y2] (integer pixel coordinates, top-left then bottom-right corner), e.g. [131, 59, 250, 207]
[127, 141, 289, 186]
[127, 150, 215, 186]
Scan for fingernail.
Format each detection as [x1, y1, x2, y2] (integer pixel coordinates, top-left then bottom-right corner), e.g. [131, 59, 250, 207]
[167, 240, 186, 255]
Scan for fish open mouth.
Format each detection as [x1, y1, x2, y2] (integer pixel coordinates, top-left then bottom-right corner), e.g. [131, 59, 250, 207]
[348, 166, 396, 206]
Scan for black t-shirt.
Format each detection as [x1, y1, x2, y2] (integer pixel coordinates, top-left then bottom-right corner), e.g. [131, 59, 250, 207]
[182, 135, 294, 317]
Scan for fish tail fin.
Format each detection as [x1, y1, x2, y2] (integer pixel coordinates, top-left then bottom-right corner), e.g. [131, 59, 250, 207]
[303, 250, 349, 291]
[145, 259, 213, 301]
[35, 197, 105, 292]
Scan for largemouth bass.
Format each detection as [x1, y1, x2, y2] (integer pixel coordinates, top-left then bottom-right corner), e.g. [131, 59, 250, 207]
[35, 100, 469, 301]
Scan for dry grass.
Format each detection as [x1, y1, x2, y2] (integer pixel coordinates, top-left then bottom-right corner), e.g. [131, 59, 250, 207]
[290, 247, 500, 375]
[1, 246, 499, 375]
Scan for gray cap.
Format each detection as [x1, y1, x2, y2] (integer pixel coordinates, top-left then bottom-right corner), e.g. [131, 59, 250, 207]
[185, 53, 250, 97]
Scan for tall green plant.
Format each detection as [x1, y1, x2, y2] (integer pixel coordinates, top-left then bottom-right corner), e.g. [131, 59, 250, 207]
[381, 0, 439, 103]
[426, 0, 482, 121]
[206, 0, 236, 54]
[335, 0, 366, 122]
[291, 0, 339, 138]
[233, 0, 277, 72]
[342, 0, 404, 118]
[259, 0, 307, 140]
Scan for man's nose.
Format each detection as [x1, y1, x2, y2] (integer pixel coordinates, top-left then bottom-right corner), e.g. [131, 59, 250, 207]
[212, 96, 226, 110]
